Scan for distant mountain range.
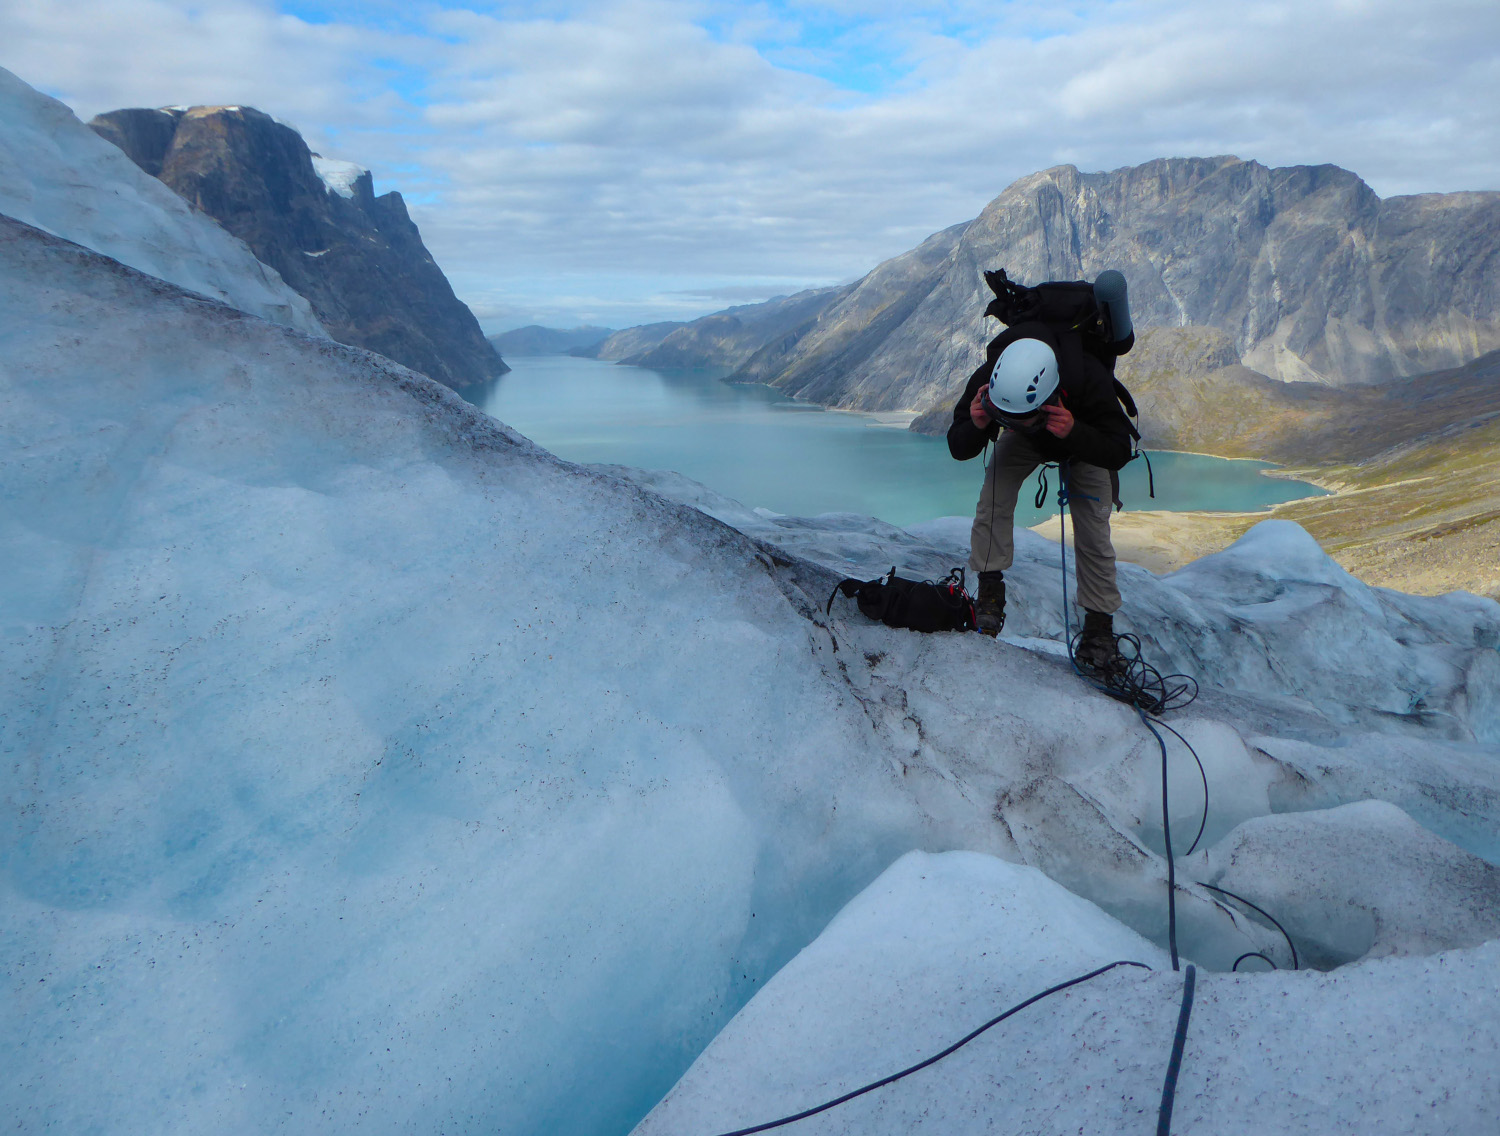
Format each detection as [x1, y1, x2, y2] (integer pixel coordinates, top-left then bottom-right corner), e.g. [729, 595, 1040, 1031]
[586, 288, 850, 369]
[488, 325, 615, 356]
[594, 157, 1500, 449]
[90, 105, 506, 390]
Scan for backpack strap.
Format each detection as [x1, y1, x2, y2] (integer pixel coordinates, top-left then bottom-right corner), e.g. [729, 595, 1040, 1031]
[826, 568, 899, 616]
[826, 578, 864, 615]
[1112, 378, 1141, 442]
[1108, 377, 1154, 509]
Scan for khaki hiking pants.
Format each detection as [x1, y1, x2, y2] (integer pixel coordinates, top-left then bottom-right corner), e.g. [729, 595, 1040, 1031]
[968, 430, 1122, 615]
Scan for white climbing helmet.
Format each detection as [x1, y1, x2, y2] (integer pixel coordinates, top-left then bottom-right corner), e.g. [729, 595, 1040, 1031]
[987, 337, 1059, 416]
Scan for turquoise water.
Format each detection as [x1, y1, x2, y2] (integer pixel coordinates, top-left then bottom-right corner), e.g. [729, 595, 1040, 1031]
[464, 356, 1325, 528]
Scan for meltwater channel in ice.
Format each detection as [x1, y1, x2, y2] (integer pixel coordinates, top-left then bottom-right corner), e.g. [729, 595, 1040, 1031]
[464, 356, 1326, 528]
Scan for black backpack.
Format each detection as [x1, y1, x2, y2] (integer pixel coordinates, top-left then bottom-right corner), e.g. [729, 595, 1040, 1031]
[982, 268, 1152, 502]
[826, 568, 977, 633]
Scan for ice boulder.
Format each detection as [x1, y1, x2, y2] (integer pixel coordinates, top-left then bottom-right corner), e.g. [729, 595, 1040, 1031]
[1207, 800, 1500, 968]
[0, 211, 964, 1136]
[633, 850, 1172, 1136]
[0, 66, 323, 335]
[634, 851, 1500, 1136]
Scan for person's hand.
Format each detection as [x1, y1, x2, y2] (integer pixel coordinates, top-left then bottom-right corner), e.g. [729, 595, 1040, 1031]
[1043, 403, 1074, 437]
[970, 384, 992, 429]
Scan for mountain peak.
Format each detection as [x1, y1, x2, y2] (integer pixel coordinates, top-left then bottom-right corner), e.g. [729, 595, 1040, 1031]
[0, 67, 322, 334]
[89, 102, 506, 389]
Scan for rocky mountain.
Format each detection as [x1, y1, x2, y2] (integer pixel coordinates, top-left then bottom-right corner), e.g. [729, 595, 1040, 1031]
[783, 158, 1498, 416]
[588, 287, 853, 368]
[488, 324, 614, 356]
[609, 158, 1499, 433]
[89, 105, 506, 390]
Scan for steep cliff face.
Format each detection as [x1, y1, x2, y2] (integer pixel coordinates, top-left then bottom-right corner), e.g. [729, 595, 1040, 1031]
[737, 157, 1500, 416]
[90, 105, 506, 389]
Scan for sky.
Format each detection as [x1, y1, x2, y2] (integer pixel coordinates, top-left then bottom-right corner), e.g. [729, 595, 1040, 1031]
[3, 0, 1498, 331]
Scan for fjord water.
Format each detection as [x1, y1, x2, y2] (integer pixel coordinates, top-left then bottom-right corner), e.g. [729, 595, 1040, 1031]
[466, 356, 1324, 527]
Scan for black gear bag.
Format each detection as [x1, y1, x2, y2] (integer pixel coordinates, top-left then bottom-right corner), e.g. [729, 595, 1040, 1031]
[826, 567, 977, 633]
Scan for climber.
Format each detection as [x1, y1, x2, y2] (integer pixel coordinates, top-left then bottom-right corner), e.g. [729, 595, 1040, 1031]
[946, 275, 1137, 671]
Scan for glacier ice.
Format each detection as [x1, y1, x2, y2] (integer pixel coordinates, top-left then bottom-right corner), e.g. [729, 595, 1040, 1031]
[4, 120, 1500, 1133]
[0, 67, 324, 336]
[633, 851, 1500, 1136]
[1, 217, 948, 1134]
[633, 851, 1171, 1136]
[619, 466, 1500, 749]
[1207, 799, 1500, 967]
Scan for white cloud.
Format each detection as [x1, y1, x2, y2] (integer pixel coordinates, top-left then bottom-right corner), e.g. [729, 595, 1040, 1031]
[0, 0, 413, 129]
[3, 0, 1497, 328]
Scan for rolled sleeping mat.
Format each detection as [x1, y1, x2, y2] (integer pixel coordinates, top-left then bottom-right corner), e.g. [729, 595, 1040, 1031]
[1093, 269, 1133, 345]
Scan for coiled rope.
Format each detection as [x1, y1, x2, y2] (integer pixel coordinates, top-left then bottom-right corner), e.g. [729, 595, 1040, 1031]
[1052, 461, 1199, 716]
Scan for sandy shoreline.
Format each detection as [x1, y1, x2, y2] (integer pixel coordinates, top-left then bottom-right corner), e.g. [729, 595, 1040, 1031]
[848, 408, 922, 428]
[1031, 507, 1260, 575]
[1026, 478, 1500, 599]
[1023, 445, 1335, 574]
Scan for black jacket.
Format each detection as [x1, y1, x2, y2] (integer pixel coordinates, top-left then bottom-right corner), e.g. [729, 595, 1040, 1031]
[947, 321, 1134, 471]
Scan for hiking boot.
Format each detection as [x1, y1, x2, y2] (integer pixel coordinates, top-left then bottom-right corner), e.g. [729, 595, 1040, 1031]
[975, 571, 1005, 637]
[1074, 609, 1121, 673]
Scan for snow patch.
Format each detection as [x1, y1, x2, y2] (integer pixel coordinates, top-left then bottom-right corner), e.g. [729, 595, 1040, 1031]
[312, 155, 366, 199]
